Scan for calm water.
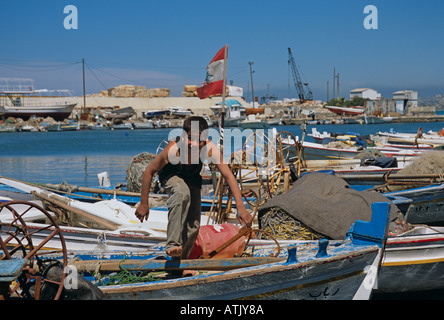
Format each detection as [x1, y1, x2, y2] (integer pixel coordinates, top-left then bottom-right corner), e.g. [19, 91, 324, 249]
[2, 121, 444, 300]
[1, 122, 443, 187]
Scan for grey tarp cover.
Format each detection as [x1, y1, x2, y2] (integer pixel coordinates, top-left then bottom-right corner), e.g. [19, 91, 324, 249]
[258, 172, 399, 240]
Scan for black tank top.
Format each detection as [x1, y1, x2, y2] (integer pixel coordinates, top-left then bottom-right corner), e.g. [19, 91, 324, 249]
[158, 140, 203, 188]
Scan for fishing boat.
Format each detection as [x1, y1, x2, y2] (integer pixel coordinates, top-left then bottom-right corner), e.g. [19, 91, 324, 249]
[377, 224, 444, 294]
[364, 116, 394, 124]
[87, 123, 110, 130]
[101, 107, 136, 120]
[383, 182, 444, 225]
[376, 130, 444, 147]
[310, 128, 431, 150]
[0, 177, 242, 252]
[110, 122, 133, 130]
[167, 106, 192, 117]
[326, 105, 365, 116]
[210, 99, 246, 127]
[238, 115, 281, 129]
[132, 121, 154, 129]
[44, 120, 80, 132]
[0, 124, 16, 132]
[0, 78, 77, 121]
[300, 141, 423, 160]
[71, 202, 391, 300]
[141, 110, 169, 119]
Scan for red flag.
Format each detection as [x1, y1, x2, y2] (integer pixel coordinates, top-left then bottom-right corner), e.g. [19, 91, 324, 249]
[197, 46, 227, 99]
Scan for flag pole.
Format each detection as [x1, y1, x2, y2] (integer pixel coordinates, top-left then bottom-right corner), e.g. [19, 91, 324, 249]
[215, 44, 229, 223]
[219, 44, 228, 147]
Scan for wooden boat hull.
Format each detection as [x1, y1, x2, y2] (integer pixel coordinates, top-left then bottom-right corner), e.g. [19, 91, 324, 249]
[377, 226, 444, 293]
[302, 141, 358, 160]
[384, 184, 444, 225]
[326, 106, 364, 116]
[2, 103, 77, 122]
[99, 244, 380, 300]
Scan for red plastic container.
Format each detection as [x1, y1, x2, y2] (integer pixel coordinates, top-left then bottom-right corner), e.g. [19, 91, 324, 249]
[189, 224, 246, 259]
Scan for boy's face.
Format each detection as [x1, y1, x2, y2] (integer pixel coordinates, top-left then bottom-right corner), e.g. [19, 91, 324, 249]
[186, 130, 205, 151]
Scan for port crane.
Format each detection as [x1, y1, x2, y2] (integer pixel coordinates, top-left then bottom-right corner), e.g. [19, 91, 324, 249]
[288, 48, 313, 101]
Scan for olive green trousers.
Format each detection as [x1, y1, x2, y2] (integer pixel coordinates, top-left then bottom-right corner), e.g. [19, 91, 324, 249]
[163, 175, 201, 259]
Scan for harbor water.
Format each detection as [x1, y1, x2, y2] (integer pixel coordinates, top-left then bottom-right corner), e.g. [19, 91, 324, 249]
[2, 121, 444, 300]
[1, 122, 443, 187]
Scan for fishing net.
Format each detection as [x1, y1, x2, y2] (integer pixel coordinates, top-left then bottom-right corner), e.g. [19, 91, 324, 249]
[325, 141, 352, 149]
[397, 151, 444, 175]
[259, 207, 324, 241]
[94, 269, 163, 286]
[126, 152, 159, 192]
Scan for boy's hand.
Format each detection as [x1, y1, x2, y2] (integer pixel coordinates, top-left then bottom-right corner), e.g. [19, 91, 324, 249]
[237, 208, 253, 227]
[135, 203, 150, 222]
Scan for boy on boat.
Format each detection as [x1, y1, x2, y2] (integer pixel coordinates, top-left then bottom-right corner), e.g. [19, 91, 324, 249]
[135, 116, 253, 260]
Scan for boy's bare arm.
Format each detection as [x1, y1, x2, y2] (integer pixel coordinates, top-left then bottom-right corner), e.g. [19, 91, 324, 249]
[135, 141, 176, 222]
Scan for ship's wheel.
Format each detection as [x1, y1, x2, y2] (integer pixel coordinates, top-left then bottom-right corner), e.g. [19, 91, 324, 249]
[0, 201, 68, 300]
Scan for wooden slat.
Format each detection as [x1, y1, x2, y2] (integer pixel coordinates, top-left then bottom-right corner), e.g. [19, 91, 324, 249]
[73, 256, 285, 273]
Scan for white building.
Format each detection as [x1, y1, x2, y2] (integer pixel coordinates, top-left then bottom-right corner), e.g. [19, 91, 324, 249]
[349, 88, 381, 100]
[393, 90, 418, 115]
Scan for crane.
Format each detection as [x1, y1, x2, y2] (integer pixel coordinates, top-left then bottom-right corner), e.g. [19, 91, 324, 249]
[288, 48, 313, 101]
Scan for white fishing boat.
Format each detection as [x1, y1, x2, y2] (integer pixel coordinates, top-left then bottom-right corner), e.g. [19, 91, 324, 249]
[110, 122, 133, 130]
[141, 110, 169, 119]
[377, 225, 444, 294]
[0, 78, 77, 121]
[167, 106, 192, 117]
[301, 141, 423, 160]
[363, 115, 395, 124]
[0, 125, 16, 132]
[238, 115, 281, 129]
[210, 99, 246, 127]
[376, 130, 444, 147]
[132, 121, 154, 129]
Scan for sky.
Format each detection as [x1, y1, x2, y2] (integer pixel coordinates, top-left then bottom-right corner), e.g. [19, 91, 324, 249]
[1, 0, 444, 102]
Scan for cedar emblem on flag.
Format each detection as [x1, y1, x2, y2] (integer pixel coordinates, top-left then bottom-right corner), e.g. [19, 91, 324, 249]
[197, 46, 228, 99]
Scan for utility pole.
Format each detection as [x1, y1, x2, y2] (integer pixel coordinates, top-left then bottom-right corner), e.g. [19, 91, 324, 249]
[333, 67, 336, 100]
[249, 61, 255, 107]
[82, 58, 86, 116]
[327, 81, 329, 102]
[337, 72, 340, 99]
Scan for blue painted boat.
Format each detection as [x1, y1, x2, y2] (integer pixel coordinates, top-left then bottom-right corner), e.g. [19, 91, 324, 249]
[383, 182, 444, 225]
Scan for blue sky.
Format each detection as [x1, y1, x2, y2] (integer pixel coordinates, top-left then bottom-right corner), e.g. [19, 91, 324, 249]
[1, 0, 443, 101]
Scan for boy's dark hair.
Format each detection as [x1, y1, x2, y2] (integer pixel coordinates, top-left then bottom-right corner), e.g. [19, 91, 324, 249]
[183, 116, 209, 139]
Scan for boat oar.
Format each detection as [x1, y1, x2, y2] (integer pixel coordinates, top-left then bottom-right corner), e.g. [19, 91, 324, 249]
[72, 256, 285, 273]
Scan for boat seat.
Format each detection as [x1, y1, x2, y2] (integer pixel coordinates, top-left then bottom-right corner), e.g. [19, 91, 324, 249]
[0, 259, 27, 282]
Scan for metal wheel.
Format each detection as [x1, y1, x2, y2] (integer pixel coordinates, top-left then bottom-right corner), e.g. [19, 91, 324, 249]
[0, 201, 68, 300]
[156, 138, 170, 155]
[266, 131, 302, 197]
